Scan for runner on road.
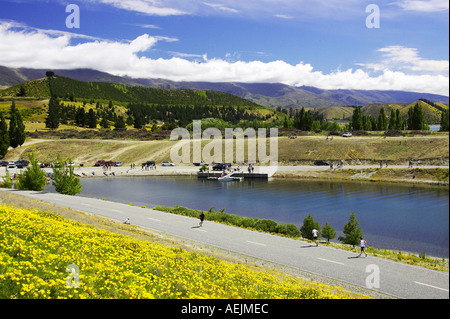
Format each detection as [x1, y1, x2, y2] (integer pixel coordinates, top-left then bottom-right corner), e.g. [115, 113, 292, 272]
[199, 211, 205, 227]
[312, 228, 319, 246]
[358, 236, 367, 257]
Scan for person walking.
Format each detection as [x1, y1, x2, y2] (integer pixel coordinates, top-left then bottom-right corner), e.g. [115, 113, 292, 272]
[199, 211, 205, 227]
[358, 236, 367, 257]
[312, 228, 319, 246]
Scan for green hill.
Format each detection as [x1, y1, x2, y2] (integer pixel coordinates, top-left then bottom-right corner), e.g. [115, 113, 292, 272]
[0, 76, 282, 128]
[361, 100, 449, 124]
[0, 75, 264, 109]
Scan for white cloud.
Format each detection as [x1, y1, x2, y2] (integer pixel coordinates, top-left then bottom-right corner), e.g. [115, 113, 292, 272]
[82, 0, 363, 19]
[392, 0, 449, 12]
[202, 2, 240, 14]
[274, 14, 294, 19]
[94, 0, 189, 16]
[0, 22, 448, 96]
[358, 46, 449, 75]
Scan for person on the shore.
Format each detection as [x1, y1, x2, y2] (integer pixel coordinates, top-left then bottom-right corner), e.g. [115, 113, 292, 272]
[358, 236, 367, 257]
[123, 218, 131, 225]
[312, 228, 319, 246]
[199, 211, 205, 227]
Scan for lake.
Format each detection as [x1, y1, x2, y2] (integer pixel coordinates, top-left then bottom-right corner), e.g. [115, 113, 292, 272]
[47, 176, 449, 257]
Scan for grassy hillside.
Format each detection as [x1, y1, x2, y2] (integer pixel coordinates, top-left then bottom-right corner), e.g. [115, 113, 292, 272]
[362, 100, 449, 124]
[5, 135, 449, 166]
[0, 76, 264, 109]
[0, 76, 282, 131]
[0, 203, 364, 299]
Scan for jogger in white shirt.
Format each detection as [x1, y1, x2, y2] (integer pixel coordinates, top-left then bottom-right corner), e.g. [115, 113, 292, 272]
[358, 236, 367, 257]
[312, 228, 319, 246]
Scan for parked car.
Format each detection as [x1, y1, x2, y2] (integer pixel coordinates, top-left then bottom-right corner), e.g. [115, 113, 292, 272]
[94, 160, 106, 167]
[8, 162, 16, 168]
[14, 161, 24, 169]
[314, 160, 330, 166]
[193, 161, 208, 166]
[114, 161, 123, 167]
[0, 161, 8, 167]
[142, 161, 156, 167]
[161, 161, 175, 166]
[342, 132, 352, 137]
[212, 163, 230, 171]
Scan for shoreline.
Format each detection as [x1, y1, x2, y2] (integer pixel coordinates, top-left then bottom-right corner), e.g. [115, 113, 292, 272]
[1, 164, 448, 186]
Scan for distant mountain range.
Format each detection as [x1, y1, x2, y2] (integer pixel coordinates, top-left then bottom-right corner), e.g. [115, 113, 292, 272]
[1, 65, 448, 108]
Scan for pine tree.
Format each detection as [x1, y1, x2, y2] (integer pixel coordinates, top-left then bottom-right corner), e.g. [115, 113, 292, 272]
[16, 153, 47, 191]
[395, 109, 403, 130]
[87, 109, 97, 128]
[8, 101, 25, 148]
[321, 222, 336, 243]
[16, 111, 26, 147]
[338, 212, 363, 248]
[114, 115, 126, 131]
[407, 103, 427, 130]
[351, 106, 363, 131]
[52, 155, 82, 195]
[377, 107, 388, 131]
[75, 107, 86, 127]
[46, 96, 60, 129]
[299, 214, 320, 240]
[388, 109, 396, 130]
[440, 109, 449, 131]
[0, 113, 10, 158]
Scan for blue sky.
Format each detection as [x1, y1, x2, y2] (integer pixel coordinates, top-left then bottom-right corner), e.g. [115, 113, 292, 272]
[0, 0, 448, 95]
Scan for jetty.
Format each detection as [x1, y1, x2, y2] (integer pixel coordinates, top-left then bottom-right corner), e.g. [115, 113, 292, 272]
[197, 171, 268, 180]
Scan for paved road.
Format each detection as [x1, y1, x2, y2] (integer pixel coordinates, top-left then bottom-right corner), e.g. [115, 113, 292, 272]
[5, 189, 449, 299]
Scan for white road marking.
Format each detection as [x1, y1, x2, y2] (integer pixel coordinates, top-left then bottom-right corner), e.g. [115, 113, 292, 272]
[111, 209, 122, 213]
[194, 228, 207, 233]
[317, 258, 345, 266]
[147, 217, 161, 222]
[246, 241, 267, 247]
[414, 281, 449, 292]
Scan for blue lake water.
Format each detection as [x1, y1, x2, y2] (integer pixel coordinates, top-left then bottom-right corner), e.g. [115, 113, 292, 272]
[47, 176, 449, 257]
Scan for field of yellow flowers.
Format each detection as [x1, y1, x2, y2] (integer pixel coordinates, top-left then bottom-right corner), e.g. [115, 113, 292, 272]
[0, 204, 367, 299]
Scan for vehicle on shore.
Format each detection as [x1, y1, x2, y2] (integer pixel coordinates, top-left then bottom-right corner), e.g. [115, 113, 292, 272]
[314, 160, 330, 166]
[95, 160, 121, 167]
[161, 161, 175, 166]
[94, 160, 106, 167]
[142, 160, 156, 167]
[212, 163, 231, 171]
[342, 132, 352, 137]
[193, 161, 208, 166]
